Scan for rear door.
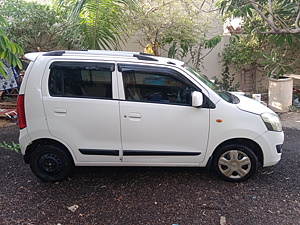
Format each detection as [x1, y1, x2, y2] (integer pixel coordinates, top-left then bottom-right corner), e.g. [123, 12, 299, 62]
[42, 60, 122, 163]
[118, 64, 210, 164]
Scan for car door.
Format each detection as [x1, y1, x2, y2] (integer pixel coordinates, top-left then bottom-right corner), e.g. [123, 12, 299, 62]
[118, 64, 210, 164]
[42, 60, 122, 163]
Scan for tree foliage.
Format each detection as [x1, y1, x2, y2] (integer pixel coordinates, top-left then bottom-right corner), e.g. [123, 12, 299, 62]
[217, 0, 300, 35]
[56, 0, 135, 50]
[0, 0, 73, 52]
[127, 0, 219, 70]
[217, 0, 300, 79]
[0, 15, 23, 78]
[221, 34, 262, 69]
[212, 64, 239, 91]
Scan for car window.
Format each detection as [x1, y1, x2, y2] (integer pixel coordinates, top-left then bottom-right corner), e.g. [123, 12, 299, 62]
[120, 65, 197, 105]
[48, 62, 113, 99]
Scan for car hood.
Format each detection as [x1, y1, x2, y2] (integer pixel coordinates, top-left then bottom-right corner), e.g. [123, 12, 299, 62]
[233, 93, 274, 115]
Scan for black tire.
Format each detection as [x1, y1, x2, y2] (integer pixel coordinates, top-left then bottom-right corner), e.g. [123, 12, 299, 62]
[212, 144, 258, 182]
[30, 144, 74, 182]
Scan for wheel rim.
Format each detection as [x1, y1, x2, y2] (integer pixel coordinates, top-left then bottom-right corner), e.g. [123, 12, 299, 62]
[38, 152, 63, 175]
[218, 150, 251, 179]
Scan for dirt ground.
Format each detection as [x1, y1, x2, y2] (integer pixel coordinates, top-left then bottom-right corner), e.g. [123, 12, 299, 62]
[1, 124, 300, 224]
[0, 118, 16, 128]
[278, 111, 300, 129]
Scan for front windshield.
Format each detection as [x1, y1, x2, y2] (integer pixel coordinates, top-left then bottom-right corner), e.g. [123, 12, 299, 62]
[183, 64, 219, 90]
[183, 64, 239, 104]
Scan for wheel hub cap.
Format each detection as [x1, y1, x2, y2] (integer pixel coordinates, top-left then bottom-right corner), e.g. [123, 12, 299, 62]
[218, 150, 251, 179]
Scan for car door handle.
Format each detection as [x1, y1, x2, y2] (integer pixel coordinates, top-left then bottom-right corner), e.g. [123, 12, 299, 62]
[126, 113, 142, 121]
[128, 113, 142, 118]
[54, 108, 67, 113]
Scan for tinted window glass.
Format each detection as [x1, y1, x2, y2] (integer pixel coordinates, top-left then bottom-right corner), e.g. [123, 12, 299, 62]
[49, 62, 113, 99]
[122, 69, 196, 105]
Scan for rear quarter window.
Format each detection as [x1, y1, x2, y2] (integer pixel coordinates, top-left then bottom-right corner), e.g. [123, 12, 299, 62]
[48, 62, 114, 99]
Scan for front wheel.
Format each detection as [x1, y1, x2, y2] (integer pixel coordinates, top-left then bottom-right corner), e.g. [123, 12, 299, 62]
[212, 144, 258, 182]
[30, 144, 74, 182]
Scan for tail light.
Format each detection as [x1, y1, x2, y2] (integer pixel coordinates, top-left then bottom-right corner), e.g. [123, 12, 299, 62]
[17, 94, 27, 129]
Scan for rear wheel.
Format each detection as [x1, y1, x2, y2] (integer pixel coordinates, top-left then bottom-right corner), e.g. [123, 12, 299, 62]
[213, 144, 258, 182]
[30, 145, 74, 182]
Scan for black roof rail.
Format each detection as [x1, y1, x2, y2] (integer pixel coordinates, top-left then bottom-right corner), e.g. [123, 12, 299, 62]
[42, 50, 159, 61]
[133, 54, 158, 61]
[43, 50, 66, 56]
[139, 52, 156, 56]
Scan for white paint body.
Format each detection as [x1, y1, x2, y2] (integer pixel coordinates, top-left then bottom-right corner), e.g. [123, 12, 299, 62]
[19, 51, 284, 169]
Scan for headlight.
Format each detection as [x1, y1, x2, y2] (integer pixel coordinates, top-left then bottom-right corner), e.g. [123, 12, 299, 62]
[261, 112, 282, 132]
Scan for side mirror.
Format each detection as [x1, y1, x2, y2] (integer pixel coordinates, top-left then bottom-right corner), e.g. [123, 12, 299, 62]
[192, 91, 203, 107]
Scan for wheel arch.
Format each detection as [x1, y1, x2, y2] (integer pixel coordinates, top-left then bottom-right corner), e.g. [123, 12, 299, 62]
[207, 138, 263, 169]
[24, 138, 74, 164]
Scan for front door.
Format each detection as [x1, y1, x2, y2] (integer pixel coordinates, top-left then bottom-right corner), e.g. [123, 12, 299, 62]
[118, 64, 210, 164]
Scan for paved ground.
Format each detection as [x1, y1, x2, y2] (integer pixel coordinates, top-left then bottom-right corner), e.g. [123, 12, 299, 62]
[0, 120, 300, 224]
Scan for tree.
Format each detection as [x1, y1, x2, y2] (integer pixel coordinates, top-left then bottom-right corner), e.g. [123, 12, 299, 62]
[127, 0, 219, 70]
[0, 15, 23, 78]
[0, 0, 78, 52]
[217, 0, 300, 35]
[56, 0, 135, 50]
[220, 34, 266, 91]
[217, 0, 300, 80]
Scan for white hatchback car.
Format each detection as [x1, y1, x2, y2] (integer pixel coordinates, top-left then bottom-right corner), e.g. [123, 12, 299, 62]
[17, 50, 284, 182]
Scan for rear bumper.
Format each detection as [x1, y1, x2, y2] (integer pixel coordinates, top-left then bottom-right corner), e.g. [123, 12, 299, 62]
[19, 128, 30, 156]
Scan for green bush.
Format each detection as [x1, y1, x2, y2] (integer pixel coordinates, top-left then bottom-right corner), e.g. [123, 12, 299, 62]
[0, 141, 21, 153]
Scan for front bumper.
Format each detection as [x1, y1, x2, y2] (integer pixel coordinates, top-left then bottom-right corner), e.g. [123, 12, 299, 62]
[254, 131, 284, 167]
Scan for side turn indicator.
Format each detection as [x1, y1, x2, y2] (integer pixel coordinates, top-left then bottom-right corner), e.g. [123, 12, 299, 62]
[216, 119, 223, 123]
